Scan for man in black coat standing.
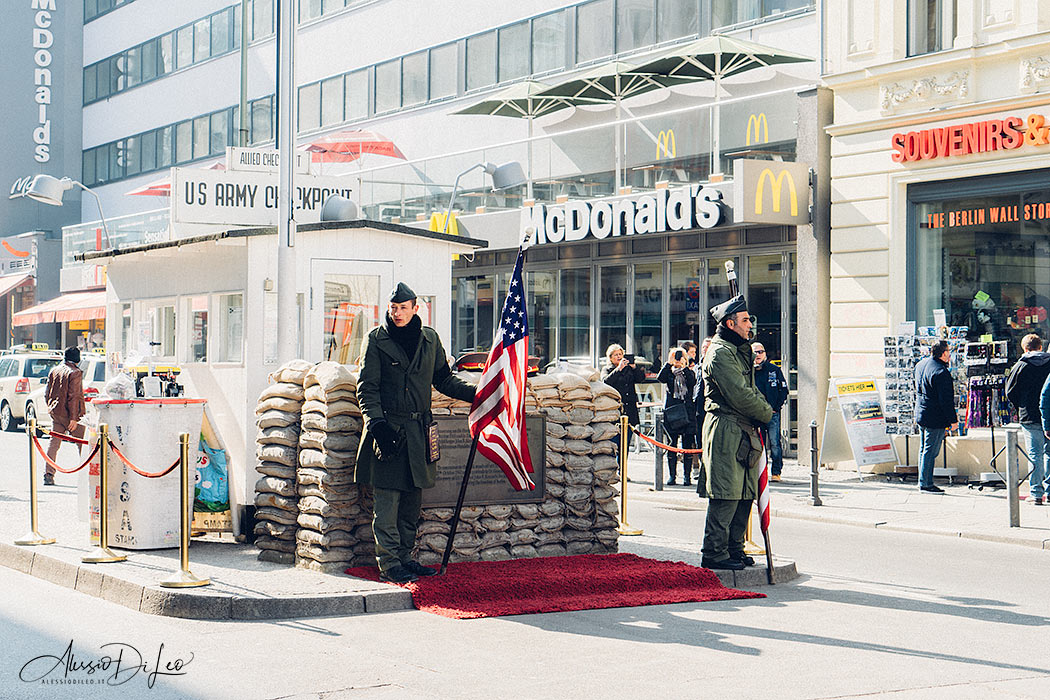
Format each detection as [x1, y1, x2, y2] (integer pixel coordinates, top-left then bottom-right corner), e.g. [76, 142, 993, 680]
[1005, 333, 1050, 505]
[752, 342, 789, 481]
[914, 340, 958, 493]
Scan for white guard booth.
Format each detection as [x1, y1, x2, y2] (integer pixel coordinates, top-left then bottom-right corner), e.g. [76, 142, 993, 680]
[86, 221, 486, 536]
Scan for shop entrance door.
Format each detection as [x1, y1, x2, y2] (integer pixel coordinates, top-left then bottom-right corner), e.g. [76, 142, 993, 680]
[309, 260, 393, 366]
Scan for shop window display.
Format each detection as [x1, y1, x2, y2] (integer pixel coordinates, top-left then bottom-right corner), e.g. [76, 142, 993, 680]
[913, 185, 1050, 363]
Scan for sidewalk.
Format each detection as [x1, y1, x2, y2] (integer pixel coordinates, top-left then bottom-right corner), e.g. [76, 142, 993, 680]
[625, 447, 1050, 550]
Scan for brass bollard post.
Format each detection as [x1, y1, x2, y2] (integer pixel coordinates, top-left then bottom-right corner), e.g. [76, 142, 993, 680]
[83, 424, 127, 563]
[617, 415, 643, 536]
[15, 418, 55, 546]
[809, 420, 823, 506]
[743, 512, 765, 555]
[161, 433, 210, 587]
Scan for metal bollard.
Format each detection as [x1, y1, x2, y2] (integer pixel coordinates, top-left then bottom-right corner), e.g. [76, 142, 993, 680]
[161, 433, 211, 587]
[617, 416, 643, 536]
[1005, 428, 1020, 528]
[809, 420, 822, 507]
[15, 418, 55, 546]
[83, 424, 127, 563]
[653, 412, 664, 491]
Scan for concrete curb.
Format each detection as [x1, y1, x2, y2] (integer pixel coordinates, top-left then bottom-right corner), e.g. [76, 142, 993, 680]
[0, 542, 414, 620]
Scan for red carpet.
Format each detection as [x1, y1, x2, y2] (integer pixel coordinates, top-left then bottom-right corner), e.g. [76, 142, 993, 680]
[345, 553, 765, 619]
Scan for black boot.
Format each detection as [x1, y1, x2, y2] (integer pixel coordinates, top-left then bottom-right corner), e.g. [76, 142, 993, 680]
[666, 459, 677, 485]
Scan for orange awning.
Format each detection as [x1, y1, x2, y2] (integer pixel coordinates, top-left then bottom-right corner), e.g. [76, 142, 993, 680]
[13, 290, 106, 327]
[0, 273, 33, 298]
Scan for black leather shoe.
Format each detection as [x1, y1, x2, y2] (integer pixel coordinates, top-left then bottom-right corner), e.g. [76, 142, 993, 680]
[920, 485, 944, 493]
[403, 560, 437, 577]
[666, 478, 677, 485]
[701, 557, 745, 571]
[379, 565, 418, 583]
[43, 474, 55, 486]
[731, 554, 756, 566]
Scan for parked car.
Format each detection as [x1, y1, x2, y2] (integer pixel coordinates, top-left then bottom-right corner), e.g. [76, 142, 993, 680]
[453, 351, 541, 376]
[0, 352, 62, 431]
[22, 353, 107, 432]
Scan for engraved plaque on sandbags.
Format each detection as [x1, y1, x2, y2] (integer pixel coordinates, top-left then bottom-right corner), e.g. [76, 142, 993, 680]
[422, 415, 546, 508]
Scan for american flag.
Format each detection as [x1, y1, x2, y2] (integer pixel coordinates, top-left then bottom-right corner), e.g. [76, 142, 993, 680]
[756, 433, 771, 532]
[468, 245, 535, 491]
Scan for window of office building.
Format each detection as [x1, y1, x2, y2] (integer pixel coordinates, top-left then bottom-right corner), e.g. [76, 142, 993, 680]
[576, 0, 614, 63]
[466, 31, 497, 91]
[300, 0, 322, 22]
[910, 170, 1050, 363]
[532, 10, 567, 74]
[345, 70, 369, 120]
[320, 76, 344, 126]
[429, 44, 458, 100]
[299, 81, 322, 130]
[712, 0, 810, 29]
[192, 115, 211, 159]
[617, 0, 655, 53]
[375, 59, 402, 113]
[658, 0, 700, 42]
[499, 21, 531, 83]
[559, 268, 591, 359]
[907, 0, 956, 56]
[402, 51, 429, 107]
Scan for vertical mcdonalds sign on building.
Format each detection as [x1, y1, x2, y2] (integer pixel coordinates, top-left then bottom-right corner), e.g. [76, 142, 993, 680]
[2, 1, 83, 234]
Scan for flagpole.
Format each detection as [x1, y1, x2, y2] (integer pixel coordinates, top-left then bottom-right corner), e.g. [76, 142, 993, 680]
[439, 434, 480, 575]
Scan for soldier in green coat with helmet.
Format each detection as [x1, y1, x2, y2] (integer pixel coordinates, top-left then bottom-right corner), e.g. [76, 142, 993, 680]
[699, 294, 773, 571]
[354, 282, 476, 583]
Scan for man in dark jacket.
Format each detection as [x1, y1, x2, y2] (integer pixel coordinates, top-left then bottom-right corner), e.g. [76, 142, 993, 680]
[692, 337, 712, 488]
[914, 340, 958, 493]
[752, 342, 789, 480]
[354, 282, 476, 583]
[44, 346, 86, 486]
[1005, 334, 1050, 505]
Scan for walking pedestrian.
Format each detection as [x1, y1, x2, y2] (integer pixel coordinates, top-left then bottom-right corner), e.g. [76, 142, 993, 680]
[914, 339, 957, 493]
[752, 342, 789, 482]
[657, 347, 697, 486]
[44, 347, 86, 486]
[354, 282, 477, 583]
[1005, 334, 1050, 505]
[700, 296, 772, 570]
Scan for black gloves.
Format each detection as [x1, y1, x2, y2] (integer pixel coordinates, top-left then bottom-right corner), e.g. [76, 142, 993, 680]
[370, 419, 402, 461]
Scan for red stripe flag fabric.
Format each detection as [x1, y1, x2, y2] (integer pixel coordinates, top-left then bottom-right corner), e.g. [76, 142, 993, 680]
[468, 245, 535, 490]
[756, 433, 771, 531]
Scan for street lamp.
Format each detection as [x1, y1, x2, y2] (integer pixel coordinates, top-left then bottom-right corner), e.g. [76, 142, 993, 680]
[442, 161, 526, 234]
[26, 175, 112, 248]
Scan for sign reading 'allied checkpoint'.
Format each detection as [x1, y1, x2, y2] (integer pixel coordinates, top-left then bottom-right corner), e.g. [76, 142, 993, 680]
[170, 167, 353, 227]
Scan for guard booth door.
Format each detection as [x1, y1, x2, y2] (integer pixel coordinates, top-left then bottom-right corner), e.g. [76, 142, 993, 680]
[309, 259, 392, 366]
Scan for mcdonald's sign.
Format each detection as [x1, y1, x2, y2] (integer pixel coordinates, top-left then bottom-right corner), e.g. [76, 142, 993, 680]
[732, 159, 811, 225]
[656, 129, 676, 159]
[746, 113, 769, 146]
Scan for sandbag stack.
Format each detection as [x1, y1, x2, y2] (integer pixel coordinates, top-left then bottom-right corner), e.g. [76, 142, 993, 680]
[295, 361, 371, 573]
[253, 360, 311, 564]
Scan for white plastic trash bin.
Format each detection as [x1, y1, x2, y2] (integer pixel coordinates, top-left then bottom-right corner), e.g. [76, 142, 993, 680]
[87, 398, 206, 549]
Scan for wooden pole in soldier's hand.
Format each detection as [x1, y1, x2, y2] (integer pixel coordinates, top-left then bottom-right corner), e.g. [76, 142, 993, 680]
[439, 435, 480, 575]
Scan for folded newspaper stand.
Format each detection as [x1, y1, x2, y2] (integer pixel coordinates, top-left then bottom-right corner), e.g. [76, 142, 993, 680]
[84, 398, 206, 549]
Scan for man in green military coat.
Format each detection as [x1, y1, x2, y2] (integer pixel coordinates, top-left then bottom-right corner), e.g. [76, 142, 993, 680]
[354, 282, 476, 583]
[699, 294, 773, 571]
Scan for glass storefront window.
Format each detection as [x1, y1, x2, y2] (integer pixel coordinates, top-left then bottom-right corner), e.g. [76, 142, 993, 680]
[218, 294, 244, 363]
[559, 268, 591, 360]
[913, 183, 1050, 362]
[747, 253, 783, 361]
[634, 263, 663, 368]
[599, 265, 628, 362]
[527, 270, 555, 367]
[454, 277, 477, 355]
[148, 304, 176, 358]
[477, 275, 495, 351]
[670, 259, 702, 353]
[705, 256, 737, 337]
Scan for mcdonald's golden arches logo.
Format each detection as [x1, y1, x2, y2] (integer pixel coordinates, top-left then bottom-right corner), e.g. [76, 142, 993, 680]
[755, 168, 797, 217]
[746, 113, 769, 146]
[656, 129, 676, 159]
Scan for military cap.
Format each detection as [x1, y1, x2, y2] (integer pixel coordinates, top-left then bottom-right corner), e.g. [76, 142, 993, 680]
[389, 282, 417, 304]
[710, 294, 748, 324]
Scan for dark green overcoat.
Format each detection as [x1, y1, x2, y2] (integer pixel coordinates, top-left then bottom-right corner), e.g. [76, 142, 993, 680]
[701, 333, 773, 500]
[353, 324, 475, 491]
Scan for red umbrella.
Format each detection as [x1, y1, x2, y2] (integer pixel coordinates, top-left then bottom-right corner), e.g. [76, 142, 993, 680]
[304, 129, 406, 163]
[125, 160, 226, 196]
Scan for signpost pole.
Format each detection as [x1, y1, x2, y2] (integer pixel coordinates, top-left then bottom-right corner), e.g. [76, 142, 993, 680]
[275, 0, 298, 364]
[439, 435, 480, 576]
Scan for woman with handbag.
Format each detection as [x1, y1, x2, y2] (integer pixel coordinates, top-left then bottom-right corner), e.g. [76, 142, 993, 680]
[657, 347, 697, 486]
[602, 344, 646, 448]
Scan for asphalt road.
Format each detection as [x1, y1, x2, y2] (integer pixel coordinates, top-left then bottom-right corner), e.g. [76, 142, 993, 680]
[2, 462, 1049, 700]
